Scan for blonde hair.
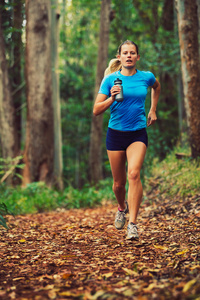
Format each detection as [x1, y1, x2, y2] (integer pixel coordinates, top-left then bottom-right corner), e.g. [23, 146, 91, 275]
[104, 40, 139, 77]
[104, 58, 122, 76]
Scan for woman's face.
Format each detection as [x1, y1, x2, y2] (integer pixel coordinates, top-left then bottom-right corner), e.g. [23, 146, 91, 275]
[118, 44, 140, 69]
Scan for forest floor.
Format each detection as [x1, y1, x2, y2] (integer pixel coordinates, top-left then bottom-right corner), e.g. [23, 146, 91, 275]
[0, 193, 200, 300]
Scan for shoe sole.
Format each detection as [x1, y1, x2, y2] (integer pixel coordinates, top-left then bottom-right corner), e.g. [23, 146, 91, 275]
[115, 225, 125, 230]
[126, 235, 139, 240]
[115, 220, 127, 230]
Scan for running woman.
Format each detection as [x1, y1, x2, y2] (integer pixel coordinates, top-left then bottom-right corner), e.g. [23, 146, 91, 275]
[93, 40, 160, 240]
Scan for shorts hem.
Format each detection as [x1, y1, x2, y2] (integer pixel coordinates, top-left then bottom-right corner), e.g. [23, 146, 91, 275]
[106, 127, 148, 151]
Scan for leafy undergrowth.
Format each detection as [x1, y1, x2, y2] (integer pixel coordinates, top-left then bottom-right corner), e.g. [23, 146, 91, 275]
[0, 179, 114, 215]
[0, 194, 200, 299]
[144, 149, 200, 199]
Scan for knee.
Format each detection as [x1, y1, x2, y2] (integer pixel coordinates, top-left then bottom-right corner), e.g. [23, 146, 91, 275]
[128, 169, 140, 182]
[113, 181, 126, 194]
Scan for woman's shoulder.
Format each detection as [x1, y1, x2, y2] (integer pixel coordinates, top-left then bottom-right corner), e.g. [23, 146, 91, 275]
[137, 70, 155, 80]
[137, 70, 154, 76]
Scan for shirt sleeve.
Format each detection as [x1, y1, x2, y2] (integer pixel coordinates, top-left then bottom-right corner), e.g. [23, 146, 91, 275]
[98, 75, 111, 96]
[147, 72, 156, 86]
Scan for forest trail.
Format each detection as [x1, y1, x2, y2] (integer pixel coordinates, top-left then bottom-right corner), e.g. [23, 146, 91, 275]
[0, 194, 200, 300]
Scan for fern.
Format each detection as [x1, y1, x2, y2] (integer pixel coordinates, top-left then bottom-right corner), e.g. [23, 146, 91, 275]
[0, 202, 13, 229]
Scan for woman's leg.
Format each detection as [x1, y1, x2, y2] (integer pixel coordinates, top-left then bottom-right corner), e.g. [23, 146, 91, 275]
[107, 150, 127, 210]
[126, 142, 147, 224]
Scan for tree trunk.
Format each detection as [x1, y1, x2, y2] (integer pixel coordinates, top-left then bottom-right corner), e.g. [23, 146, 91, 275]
[0, 12, 18, 160]
[198, 0, 200, 48]
[175, 0, 200, 158]
[51, 0, 63, 190]
[89, 0, 111, 184]
[11, 0, 24, 152]
[23, 0, 54, 186]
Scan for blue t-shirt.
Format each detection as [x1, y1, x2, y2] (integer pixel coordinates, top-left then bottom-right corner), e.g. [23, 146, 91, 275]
[98, 70, 156, 131]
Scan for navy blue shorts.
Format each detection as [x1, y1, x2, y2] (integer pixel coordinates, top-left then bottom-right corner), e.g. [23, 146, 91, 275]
[106, 127, 148, 151]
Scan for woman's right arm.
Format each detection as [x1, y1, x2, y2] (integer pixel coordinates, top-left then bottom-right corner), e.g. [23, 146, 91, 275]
[93, 85, 121, 116]
[93, 94, 114, 116]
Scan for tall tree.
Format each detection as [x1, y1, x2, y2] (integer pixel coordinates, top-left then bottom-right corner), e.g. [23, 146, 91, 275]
[89, 0, 111, 184]
[51, 0, 63, 190]
[175, 0, 200, 158]
[198, 0, 200, 47]
[11, 0, 24, 151]
[23, 0, 54, 185]
[0, 10, 18, 160]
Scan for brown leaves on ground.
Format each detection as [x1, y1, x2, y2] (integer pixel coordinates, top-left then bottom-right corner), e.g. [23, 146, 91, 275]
[0, 194, 200, 300]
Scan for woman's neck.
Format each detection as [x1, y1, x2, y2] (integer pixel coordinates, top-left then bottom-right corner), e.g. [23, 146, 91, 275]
[120, 67, 137, 76]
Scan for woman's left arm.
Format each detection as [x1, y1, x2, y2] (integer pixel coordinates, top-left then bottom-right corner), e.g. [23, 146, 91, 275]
[147, 79, 161, 127]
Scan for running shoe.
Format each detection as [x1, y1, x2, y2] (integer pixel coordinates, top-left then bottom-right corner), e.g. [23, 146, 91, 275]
[127, 223, 139, 240]
[115, 201, 129, 230]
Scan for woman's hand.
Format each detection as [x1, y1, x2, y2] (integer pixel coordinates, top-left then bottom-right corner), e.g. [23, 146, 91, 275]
[110, 85, 121, 101]
[147, 110, 157, 127]
[148, 79, 160, 126]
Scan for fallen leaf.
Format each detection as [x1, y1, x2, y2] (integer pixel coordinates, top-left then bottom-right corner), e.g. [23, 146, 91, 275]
[147, 268, 160, 273]
[173, 260, 180, 269]
[18, 239, 26, 243]
[89, 290, 108, 300]
[143, 283, 165, 292]
[190, 265, 200, 270]
[153, 245, 168, 250]
[176, 249, 189, 255]
[58, 291, 79, 297]
[103, 272, 113, 279]
[62, 273, 73, 279]
[48, 290, 57, 299]
[123, 288, 135, 296]
[122, 268, 138, 276]
[183, 279, 197, 292]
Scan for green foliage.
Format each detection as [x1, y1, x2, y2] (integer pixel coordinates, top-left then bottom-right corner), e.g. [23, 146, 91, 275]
[58, 179, 114, 209]
[0, 202, 13, 229]
[144, 145, 200, 198]
[0, 179, 115, 215]
[0, 215, 8, 229]
[0, 156, 25, 183]
[59, 0, 101, 187]
[0, 182, 59, 214]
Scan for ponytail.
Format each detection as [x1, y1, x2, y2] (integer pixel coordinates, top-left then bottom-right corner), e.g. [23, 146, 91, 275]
[104, 58, 122, 76]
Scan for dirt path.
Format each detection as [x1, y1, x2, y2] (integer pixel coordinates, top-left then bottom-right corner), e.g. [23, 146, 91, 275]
[0, 195, 200, 300]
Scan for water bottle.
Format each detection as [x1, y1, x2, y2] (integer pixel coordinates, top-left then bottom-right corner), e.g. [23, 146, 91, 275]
[114, 78, 123, 102]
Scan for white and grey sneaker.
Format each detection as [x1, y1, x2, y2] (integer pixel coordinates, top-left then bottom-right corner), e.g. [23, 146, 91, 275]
[114, 201, 129, 230]
[127, 223, 139, 240]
